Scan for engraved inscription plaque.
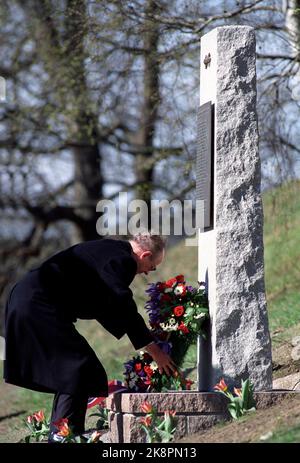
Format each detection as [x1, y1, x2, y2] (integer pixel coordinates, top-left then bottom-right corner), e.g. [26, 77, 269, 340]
[196, 101, 213, 230]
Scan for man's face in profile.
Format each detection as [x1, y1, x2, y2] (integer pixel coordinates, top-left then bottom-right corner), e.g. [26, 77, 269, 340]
[136, 249, 165, 275]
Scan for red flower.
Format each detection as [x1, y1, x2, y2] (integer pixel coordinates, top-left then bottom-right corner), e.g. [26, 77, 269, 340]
[214, 378, 228, 392]
[140, 415, 152, 427]
[144, 366, 154, 377]
[173, 305, 184, 317]
[234, 387, 242, 397]
[165, 277, 177, 288]
[32, 410, 45, 423]
[157, 282, 166, 292]
[141, 401, 153, 413]
[175, 275, 185, 283]
[53, 418, 71, 437]
[178, 322, 189, 334]
[134, 363, 142, 372]
[161, 294, 172, 303]
[185, 379, 194, 390]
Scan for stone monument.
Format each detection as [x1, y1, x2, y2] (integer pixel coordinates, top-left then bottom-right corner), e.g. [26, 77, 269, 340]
[197, 25, 273, 391]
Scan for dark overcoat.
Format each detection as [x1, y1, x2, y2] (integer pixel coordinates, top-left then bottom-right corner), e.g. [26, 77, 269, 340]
[3, 239, 154, 397]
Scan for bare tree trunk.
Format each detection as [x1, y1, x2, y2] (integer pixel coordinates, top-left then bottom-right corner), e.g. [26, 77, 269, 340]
[64, 0, 103, 242]
[135, 0, 161, 229]
[72, 143, 103, 242]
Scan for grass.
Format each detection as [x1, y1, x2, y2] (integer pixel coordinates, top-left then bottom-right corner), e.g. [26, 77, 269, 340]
[264, 180, 300, 333]
[264, 423, 300, 443]
[1, 179, 300, 442]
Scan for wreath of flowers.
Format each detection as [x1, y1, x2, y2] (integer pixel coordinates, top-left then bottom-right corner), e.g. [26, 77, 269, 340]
[123, 275, 209, 392]
[123, 348, 193, 393]
[145, 274, 208, 342]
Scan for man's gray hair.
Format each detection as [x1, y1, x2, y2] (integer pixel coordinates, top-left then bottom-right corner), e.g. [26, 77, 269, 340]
[130, 231, 167, 256]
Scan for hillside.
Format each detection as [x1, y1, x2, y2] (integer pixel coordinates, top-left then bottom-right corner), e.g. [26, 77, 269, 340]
[0, 180, 300, 442]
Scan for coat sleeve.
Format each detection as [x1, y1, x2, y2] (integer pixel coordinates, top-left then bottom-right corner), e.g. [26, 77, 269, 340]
[87, 252, 154, 350]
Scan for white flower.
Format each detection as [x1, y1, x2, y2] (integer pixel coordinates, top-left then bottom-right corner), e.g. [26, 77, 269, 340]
[139, 351, 145, 356]
[169, 318, 176, 325]
[159, 322, 178, 332]
[194, 313, 206, 320]
[174, 286, 184, 295]
[150, 361, 158, 371]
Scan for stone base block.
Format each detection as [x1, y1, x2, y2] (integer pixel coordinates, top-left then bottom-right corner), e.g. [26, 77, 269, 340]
[105, 390, 300, 443]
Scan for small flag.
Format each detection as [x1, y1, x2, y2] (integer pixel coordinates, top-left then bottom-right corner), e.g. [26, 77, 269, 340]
[87, 379, 128, 409]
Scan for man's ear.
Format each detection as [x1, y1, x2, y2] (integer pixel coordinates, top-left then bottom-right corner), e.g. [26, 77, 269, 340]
[141, 250, 152, 259]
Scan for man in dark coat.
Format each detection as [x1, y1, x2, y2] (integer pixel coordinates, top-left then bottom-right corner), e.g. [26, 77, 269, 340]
[3, 233, 176, 442]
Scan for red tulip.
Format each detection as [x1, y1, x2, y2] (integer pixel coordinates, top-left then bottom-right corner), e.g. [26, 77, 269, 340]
[54, 418, 71, 437]
[33, 410, 45, 423]
[140, 415, 152, 427]
[234, 387, 242, 397]
[140, 401, 153, 413]
[214, 378, 228, 392]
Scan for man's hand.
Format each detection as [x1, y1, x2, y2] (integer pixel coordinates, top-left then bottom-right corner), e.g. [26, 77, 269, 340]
[145, 342, 177, 376]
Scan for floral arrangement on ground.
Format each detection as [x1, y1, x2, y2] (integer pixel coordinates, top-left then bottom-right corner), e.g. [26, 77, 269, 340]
[124, 274, 209, 392]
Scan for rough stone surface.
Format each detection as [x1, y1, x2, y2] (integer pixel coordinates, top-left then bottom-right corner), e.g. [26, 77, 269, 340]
[108, 410, 122, 443]
[99, 432, 111, 443]
[254, 391, 300, 407]
[106, 392, 227, 413]
[291, 336, 300, 347]
[123, 414, 143, 443]
[199, 26, 272, 390]
[273, 374, 300, 391]
[291, 345, 300, 361]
